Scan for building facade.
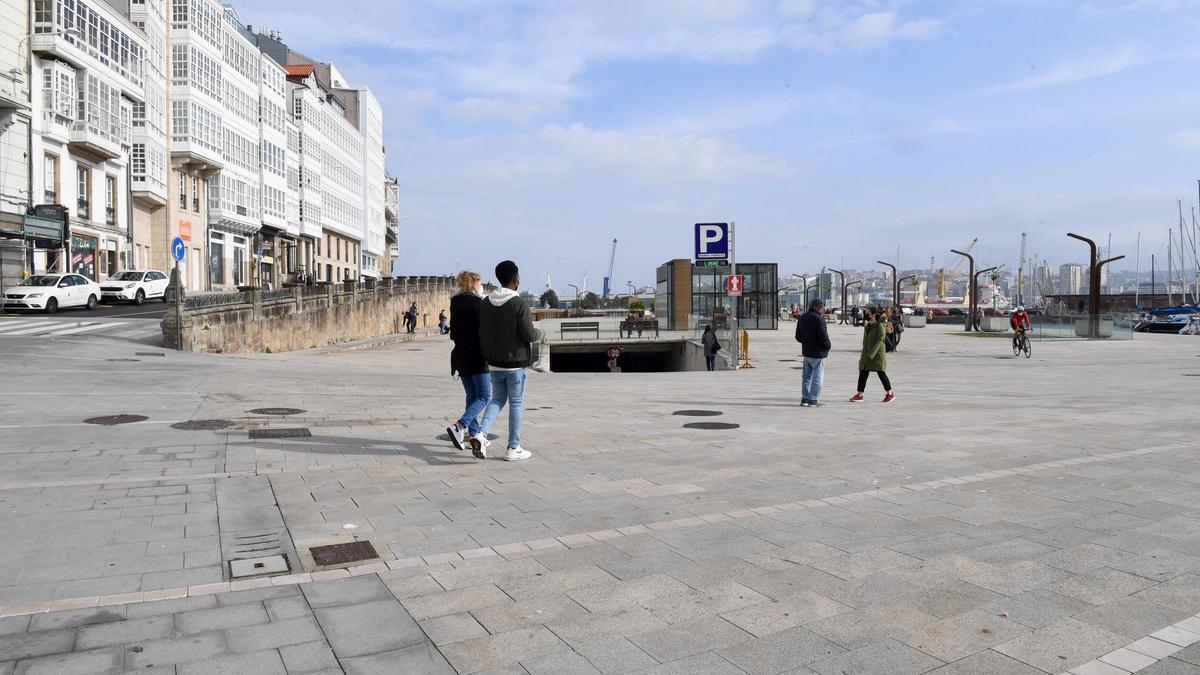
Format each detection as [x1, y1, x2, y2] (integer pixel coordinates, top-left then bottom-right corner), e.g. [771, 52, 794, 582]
[0, 0, 394, 292]
[1059, 263, 1084, 295]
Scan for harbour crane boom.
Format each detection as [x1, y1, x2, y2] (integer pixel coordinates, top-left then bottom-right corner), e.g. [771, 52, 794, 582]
[602, 238, 617, 300]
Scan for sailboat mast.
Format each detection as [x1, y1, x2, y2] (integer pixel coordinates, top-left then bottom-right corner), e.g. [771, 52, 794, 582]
[1135, 232, 1141, 308]
[1168, 230, 1175, 307]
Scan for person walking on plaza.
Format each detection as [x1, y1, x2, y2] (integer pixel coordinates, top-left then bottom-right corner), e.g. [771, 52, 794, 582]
[701, 324, 721, 371]
[891, 307, 905, 351]
[796, 298, 831, 407]
[404, 302, 419, 333]
[447, 271, 490, 453]
[438, 309, 449, 335]
[850, 306, 895, 403]
[471, 260, 541, 461]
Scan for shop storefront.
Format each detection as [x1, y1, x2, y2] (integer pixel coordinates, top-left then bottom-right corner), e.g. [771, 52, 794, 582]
[71, 233, 97, 279]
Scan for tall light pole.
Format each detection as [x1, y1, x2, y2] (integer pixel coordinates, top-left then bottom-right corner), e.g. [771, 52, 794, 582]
[1067, 233, 1124, 338]
[898, 274, 917, 307]
[877, 260, 898, 308]
[950, 249, 976, 332]
[973, 267, 997, 331]
[567, 283, 581, 315]
[826, 268, 847, 323]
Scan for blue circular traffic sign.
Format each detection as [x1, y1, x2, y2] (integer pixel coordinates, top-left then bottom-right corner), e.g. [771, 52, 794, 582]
[171, 236, 186, 263]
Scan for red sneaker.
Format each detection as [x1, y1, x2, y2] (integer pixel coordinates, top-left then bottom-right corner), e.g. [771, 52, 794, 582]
[849, 393, 864, 402]
[882, 392, 895, 403]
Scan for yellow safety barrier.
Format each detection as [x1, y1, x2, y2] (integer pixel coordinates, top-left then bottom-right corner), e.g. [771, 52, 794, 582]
[738, 328, 754, 368]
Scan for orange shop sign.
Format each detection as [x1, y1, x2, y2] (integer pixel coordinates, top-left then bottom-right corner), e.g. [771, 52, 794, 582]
[178, 220, 192, 242]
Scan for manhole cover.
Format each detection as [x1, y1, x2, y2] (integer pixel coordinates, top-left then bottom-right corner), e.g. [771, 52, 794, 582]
[1186, 374, 1200, 377]
[778, 359, 797, 362]
[249, 428, 311, 439]
[84, 414, 148, 425]
[230, 554, 290, 578]
[310, 541, 379, 566]
[135, 352, 166, 357]
[106, 358, 139, 362]
[683, 422, 740, 430]
[672, 410, 724, 417]
[171, 419, 234, 431]
[247, 407, 306, 415]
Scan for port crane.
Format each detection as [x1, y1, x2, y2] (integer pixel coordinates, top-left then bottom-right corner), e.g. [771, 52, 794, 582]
[601, 238, 617, 300]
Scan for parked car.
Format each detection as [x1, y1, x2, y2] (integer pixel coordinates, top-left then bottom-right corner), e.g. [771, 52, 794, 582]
[927, 308, 949, 317]
[100, 269, 169, 304]
[947, 308, 966, 316]
[3, 273, 101, 313]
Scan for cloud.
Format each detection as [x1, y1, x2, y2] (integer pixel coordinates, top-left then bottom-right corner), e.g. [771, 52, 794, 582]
[982, 48, 1145, 95]
[1169, 128, 1200, 149]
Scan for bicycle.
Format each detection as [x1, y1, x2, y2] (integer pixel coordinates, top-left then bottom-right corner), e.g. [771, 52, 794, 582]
[1012, 329, 1031, 358]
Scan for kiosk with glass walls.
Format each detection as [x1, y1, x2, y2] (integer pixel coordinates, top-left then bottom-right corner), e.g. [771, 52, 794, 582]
[656, 259, 778, 331]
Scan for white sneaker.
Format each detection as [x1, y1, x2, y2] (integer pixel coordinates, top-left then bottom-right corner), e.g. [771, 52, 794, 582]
[503, 446, 531, 462]
[470, 436, 489, 460]
[447, 423, 466, 451]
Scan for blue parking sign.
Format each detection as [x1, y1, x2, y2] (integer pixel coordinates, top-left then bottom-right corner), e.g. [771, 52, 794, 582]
[694, 223, 729, 261]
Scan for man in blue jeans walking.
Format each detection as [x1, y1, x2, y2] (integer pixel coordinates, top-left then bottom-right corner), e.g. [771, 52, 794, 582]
[471, 260, 542, 461]
[795, 298, 831, 407]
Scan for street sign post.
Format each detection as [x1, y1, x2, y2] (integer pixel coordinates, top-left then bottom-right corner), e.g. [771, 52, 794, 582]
[726, 274, 744, 297]
[169, 236, 186, 352]
[606, 346, 622, 360]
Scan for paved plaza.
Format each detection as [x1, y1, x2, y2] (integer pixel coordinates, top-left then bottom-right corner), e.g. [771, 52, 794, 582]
[0, 323, 1198, 673]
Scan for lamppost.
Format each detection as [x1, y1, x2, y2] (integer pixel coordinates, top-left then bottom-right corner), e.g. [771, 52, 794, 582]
[845, 280, 863, 321]
[1067, 233, 1125, 338]
[787, 274, 813, 308]
[970, 266, 997, 331]
[877, 260, 898, 308]
[826, 268, 847, 323]
[567, 283, 581, 316]
[950, 249, 976, 332]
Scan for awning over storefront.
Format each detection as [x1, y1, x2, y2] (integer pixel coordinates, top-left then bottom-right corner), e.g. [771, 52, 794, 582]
[21, 215, 65, 242]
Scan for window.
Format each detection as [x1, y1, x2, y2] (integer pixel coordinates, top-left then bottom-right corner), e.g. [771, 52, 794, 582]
[43, 154, 58, 204]
[77, 167, 91, 219]
[178, 172, 187, 205]
[232, 236, 246, 287]
[105, 176, 116, 224]
[192, 177, 200, 211]
[209, 231, 225, 286]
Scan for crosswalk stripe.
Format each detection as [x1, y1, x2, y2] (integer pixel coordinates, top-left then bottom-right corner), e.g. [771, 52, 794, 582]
[48, 321, 127, 336]
[2, 322, 97, 336]
[0, 320, 55, 332]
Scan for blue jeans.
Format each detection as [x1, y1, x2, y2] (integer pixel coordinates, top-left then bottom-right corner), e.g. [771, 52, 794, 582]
[479, 369, 526, 449]
[802, 357, 825, 402]
[457, 373, 491, 436]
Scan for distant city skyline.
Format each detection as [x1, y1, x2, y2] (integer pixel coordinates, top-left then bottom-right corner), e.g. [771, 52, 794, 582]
[235, 0, 1200, 289]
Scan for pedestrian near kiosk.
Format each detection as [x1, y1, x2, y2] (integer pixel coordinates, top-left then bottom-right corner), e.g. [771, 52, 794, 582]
[471, 260, 542, 461]
[701, 325, 721, 371]
[438, 309, 449, 335]
[850, 306, 895, 403]
[446, 271, 490, 452]
[795, 298, 831, 407]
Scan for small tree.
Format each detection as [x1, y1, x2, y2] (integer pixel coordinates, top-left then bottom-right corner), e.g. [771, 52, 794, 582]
[629, 298, 646, 311]
[539, 289, 560, 309]
[581, 291, 600, 309]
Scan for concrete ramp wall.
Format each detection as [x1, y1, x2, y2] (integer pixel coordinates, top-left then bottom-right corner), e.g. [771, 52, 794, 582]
[162, 277, 455, 353]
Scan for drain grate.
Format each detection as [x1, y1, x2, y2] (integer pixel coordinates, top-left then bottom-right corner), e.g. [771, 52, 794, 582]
[247, 407, 306, 415]
[310, 541, 379, 566]
[249, 427, 311, 439]
[230, 554, 290, 579]
[84, 414, 148, 425]
[683, 422, 740, 430]
[672, 410, 723, 417]
[171, 419, 234, 431]
[135, 352, 166, 357]
[106, 358, 139, 362]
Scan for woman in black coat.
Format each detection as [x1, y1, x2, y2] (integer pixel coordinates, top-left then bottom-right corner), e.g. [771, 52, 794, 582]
[446, 271, 490, 452]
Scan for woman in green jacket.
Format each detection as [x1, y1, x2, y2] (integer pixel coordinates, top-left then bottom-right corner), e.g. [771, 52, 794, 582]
[850, 306, 895, 403]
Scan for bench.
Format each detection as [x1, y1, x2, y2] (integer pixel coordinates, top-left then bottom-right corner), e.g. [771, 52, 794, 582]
[620, 318, 660, 338]
[560, 321, 600, 339]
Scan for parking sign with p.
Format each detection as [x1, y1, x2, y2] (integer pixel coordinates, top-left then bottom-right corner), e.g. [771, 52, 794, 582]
[694, 223, 729, 262]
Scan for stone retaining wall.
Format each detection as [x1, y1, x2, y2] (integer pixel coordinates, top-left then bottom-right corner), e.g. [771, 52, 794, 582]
[162, 277, 456, 353]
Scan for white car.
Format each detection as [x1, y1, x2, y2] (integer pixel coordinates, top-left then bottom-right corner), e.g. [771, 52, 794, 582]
[100, 269, 169, 304]
[3, 273, 101, 313]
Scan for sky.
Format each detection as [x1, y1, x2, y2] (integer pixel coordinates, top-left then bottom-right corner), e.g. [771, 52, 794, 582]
[232, 0, 1200, 291]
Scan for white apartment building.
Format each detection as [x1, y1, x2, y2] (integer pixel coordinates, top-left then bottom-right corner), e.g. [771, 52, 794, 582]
[0, 0, 32, 261]
[26, 0, 147, 283]
[125, 0, 170, 273]
[1059, 263, 1085, 295]
[328, 80, 385, 278]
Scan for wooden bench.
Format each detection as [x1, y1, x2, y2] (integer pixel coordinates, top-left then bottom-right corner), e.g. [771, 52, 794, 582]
[560, 321, 600, 339]
[620, 318, 660, 338]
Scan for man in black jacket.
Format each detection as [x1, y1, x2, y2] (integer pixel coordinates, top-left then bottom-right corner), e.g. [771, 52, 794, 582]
[795, 298, 831, 407]
[471, 260, 542, 461]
